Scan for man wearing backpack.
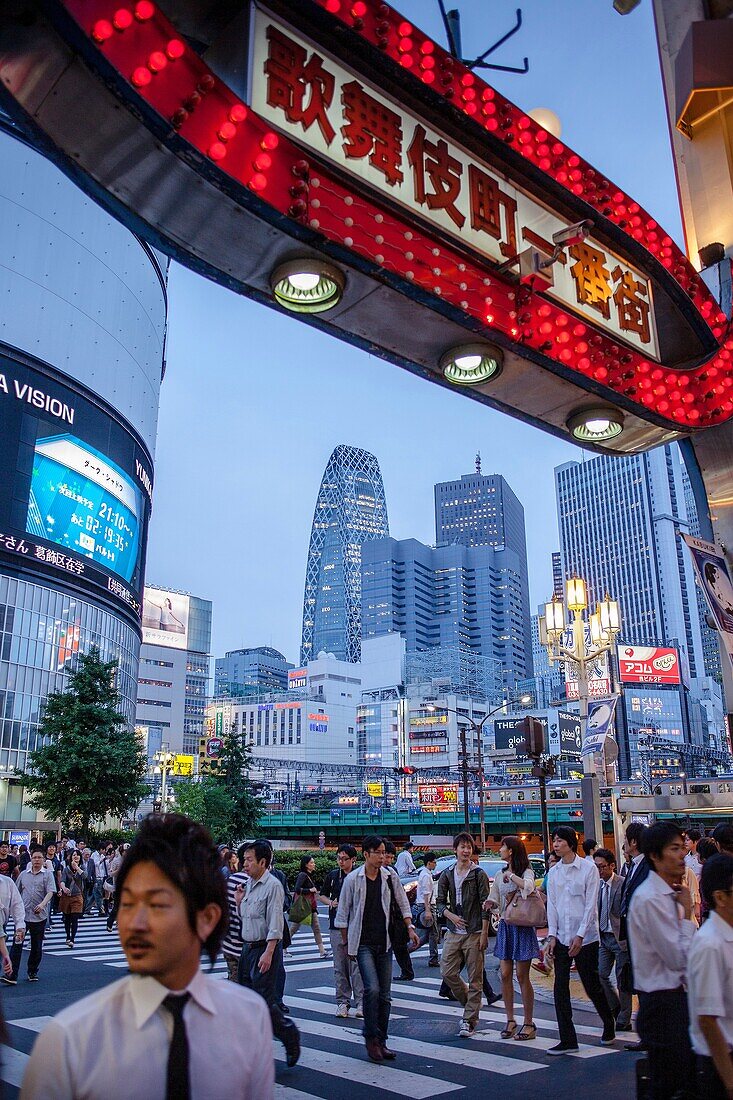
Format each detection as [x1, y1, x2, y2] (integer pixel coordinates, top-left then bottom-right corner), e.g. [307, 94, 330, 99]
[436, 832, 491, 1038]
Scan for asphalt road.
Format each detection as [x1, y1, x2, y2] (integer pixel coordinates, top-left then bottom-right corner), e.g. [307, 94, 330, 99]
[1, 914, 640, 1098]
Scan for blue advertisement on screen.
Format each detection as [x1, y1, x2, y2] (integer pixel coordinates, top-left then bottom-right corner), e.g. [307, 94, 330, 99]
[26, 434, 142, 584]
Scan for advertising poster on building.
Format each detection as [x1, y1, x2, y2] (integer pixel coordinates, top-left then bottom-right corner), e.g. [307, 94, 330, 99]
[565, 631, 611, 699]
[582, 696, 619, 756]
[682, 534, 733, 670]
[558, 711, 582, 756]
[418, 783, 458, 812]
[142, 588, 190, 650]
[366, 781, 384, 798]
[617, 645, 681, 685]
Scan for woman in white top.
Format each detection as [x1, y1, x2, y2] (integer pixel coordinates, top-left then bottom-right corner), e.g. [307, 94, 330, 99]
[487, 836, 539, 1041]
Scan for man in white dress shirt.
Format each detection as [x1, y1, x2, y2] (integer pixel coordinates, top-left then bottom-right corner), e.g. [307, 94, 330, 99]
[546, 826, 616, 1054]
[687, 852, 733, 1099]
[21, 814, 274, 1100]
[628, 821, 697, 1100]
[395, 842, 417, 878]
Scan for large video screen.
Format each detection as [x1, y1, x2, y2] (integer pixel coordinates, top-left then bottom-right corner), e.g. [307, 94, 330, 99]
[0, 353, 153, 617]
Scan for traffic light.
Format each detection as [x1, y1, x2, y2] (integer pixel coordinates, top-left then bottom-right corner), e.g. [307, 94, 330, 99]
[569, 810, 583, 818]
[394, 766, 415, 775]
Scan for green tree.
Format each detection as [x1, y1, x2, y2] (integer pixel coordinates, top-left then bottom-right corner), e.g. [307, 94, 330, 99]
[18, 647, 149, 835]
[218, 724, 263, 841]
[174, 777, 233, 840]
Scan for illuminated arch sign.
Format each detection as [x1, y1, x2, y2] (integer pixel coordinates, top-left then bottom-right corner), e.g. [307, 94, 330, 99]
[1, 0, 731, 453]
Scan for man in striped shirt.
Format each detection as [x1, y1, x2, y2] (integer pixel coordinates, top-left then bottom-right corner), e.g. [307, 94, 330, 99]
[222, 848, 248, 980]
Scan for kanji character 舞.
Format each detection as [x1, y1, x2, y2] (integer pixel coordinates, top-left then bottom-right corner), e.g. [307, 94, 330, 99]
[264, 25, 336, 144]
[612, 265, 651, 343]
[468, 164, 518, 257]
[569, 242, 613, 319]
[407, 124, 465, 228]
[340, 80, 403, 186]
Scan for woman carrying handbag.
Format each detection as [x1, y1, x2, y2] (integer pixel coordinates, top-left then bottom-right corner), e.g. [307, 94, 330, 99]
[59, 850, 85, 948]
[486, 836, 543, 1042]
[288, 856, 330, 958]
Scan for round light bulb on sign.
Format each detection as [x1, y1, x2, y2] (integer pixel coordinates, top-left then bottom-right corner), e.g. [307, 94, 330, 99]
[440, 343, 504, 386]
[528, 107, 562, 138]
[567, 406, 624, 442]
[270, 259, 345, 313]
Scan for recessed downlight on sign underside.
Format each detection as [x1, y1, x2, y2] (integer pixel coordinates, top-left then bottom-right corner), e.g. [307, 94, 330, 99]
[271, 259, 345, 313]
[440, 343, 504, 386]
[567, 406, 625, 441]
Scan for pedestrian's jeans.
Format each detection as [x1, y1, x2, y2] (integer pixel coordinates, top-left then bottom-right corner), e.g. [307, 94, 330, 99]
[238, 942, 297, 1048]
[440, 931, 484, 1026]
[552, 940, 615, 1047]
[84, 881, 105, 916]
[356, 945, 393, 1042]
[598, 930, 632, 1027]
[330, 930, 363, 1007]
[10, 920, 45, 979]
[411, 905, 439, 961]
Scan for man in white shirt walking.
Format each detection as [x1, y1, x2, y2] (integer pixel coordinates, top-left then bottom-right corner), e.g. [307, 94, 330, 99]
[546, 826, 616, 1054]
[685, 828, 703, 882]
[628, 821, 697, 1099]
[394, 842, 416, 878]
[687, 852, 733, 1099]
[21, 814, 274, 1099]
[411, 852, 439, 966]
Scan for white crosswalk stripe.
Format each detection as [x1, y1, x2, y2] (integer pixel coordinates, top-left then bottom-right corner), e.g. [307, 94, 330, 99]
[0, 928, 631, 1097]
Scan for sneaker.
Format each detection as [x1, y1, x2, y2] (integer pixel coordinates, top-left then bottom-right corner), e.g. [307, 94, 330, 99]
[355, 1005, 363, 1019]
[601, 1025, 616, 1045]
[28, 974, 39, 982]
[1, 977, 17, 986]
[336, 1003, 349, 1018]
[547, 1042, 578, 1055]
[531, 960, 551, 975]
[66, 939, 73, 949]
[458, 1021, 475, 1039]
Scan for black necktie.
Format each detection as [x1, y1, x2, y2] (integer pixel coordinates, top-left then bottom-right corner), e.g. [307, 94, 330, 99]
[163, 992, 190, 1100]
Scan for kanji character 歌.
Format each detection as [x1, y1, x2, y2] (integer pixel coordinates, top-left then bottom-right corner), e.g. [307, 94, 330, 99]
[569, 242, 613, 319]
[340, 80, 403, 186]
[264, 25, 336, 143]
[407, 124, 465, 228]
[468, 164, 518, 257]
[612, 265, 651, 344]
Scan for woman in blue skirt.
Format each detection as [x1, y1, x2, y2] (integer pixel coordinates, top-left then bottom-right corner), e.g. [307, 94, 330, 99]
[487, 836, 539, 1042]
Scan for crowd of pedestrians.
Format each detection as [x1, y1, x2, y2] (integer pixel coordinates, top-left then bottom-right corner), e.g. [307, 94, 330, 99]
[5, 813, 733, 1098]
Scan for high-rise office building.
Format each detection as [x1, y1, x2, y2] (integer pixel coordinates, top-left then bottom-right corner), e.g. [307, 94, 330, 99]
[556, 446, 705, 674]
[0, 119, 167, 833]
[680, 464, 724, 687]
[555, 445, 725, 775]
[433, 461, 532, 679]
[136, 586, 212, 758]
[300, 445, 389, 665]
[214, 647, 292, 698]
[552, 552, 563, 597]
[361, 536, 531, 687]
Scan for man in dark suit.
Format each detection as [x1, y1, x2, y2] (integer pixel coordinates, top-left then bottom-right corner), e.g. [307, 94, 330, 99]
[594, 848, 632, 1030]
[620, 821, 650, 1050]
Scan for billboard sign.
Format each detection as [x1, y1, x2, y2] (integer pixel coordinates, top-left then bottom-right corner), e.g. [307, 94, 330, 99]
[252, 8, 659, 358]
[205, 737, 223, 759]
[582, 696, 619, 756]
[0, 354, 153, 619]
[565, 629, 611, 699]
[366, 781, 384, 798]
[558, 711, 583, 756]
[142, 588, 190, 650]
[493, 716, 548, 754]
[617, 645, 681, 685]
[288, 668, 308, 689]
[171, 755, 194, 777]
[9, 830, 31, 849]
[682, 534, 733, 671]
[418, 783, 459, 812]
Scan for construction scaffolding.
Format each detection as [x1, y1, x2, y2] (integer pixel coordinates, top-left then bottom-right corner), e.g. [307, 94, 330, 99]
[405, 646, 502, 703]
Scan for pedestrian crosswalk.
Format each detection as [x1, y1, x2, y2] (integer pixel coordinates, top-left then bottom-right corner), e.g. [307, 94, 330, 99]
[1, 958, 637, 1098]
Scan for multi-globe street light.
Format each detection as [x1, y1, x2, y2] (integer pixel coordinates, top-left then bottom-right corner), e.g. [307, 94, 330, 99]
[425, 693, 531, 850]
[540, 577, 621, 844]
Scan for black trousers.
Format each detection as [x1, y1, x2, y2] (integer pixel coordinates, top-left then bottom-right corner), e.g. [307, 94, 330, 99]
[9, 921, 45, 979]
[239, 942, 299, 1049]
[392, 935, 414, 979]
[636, 989, 695, 1100]
[553, 940, 615, 1046]
[696, 1054, 732, 1100]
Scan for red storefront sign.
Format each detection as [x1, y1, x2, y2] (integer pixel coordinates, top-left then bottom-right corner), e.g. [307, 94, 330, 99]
[618, 645, 681, 685]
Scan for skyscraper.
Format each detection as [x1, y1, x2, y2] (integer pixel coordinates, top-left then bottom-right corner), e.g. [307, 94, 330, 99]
[214, 647, 292, 697]
[555, 446, 705, 675]
[433, 459, 532, 678]
[361, 536, 530, 687]
[300, 445, 389, 664]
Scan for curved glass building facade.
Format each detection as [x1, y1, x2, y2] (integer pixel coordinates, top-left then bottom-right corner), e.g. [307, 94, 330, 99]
[0, 121, 167, 830]
[300, 445, 389, 665]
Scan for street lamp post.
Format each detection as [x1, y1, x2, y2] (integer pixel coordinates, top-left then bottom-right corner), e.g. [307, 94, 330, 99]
[153, 743, 175, 812]
[540, 578, 621, 845]
[426, 693, 531, 851]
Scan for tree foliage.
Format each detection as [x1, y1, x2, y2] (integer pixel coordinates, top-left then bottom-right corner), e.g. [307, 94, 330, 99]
[18, 647, 149, 835]
[173, 725, 263, 842]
